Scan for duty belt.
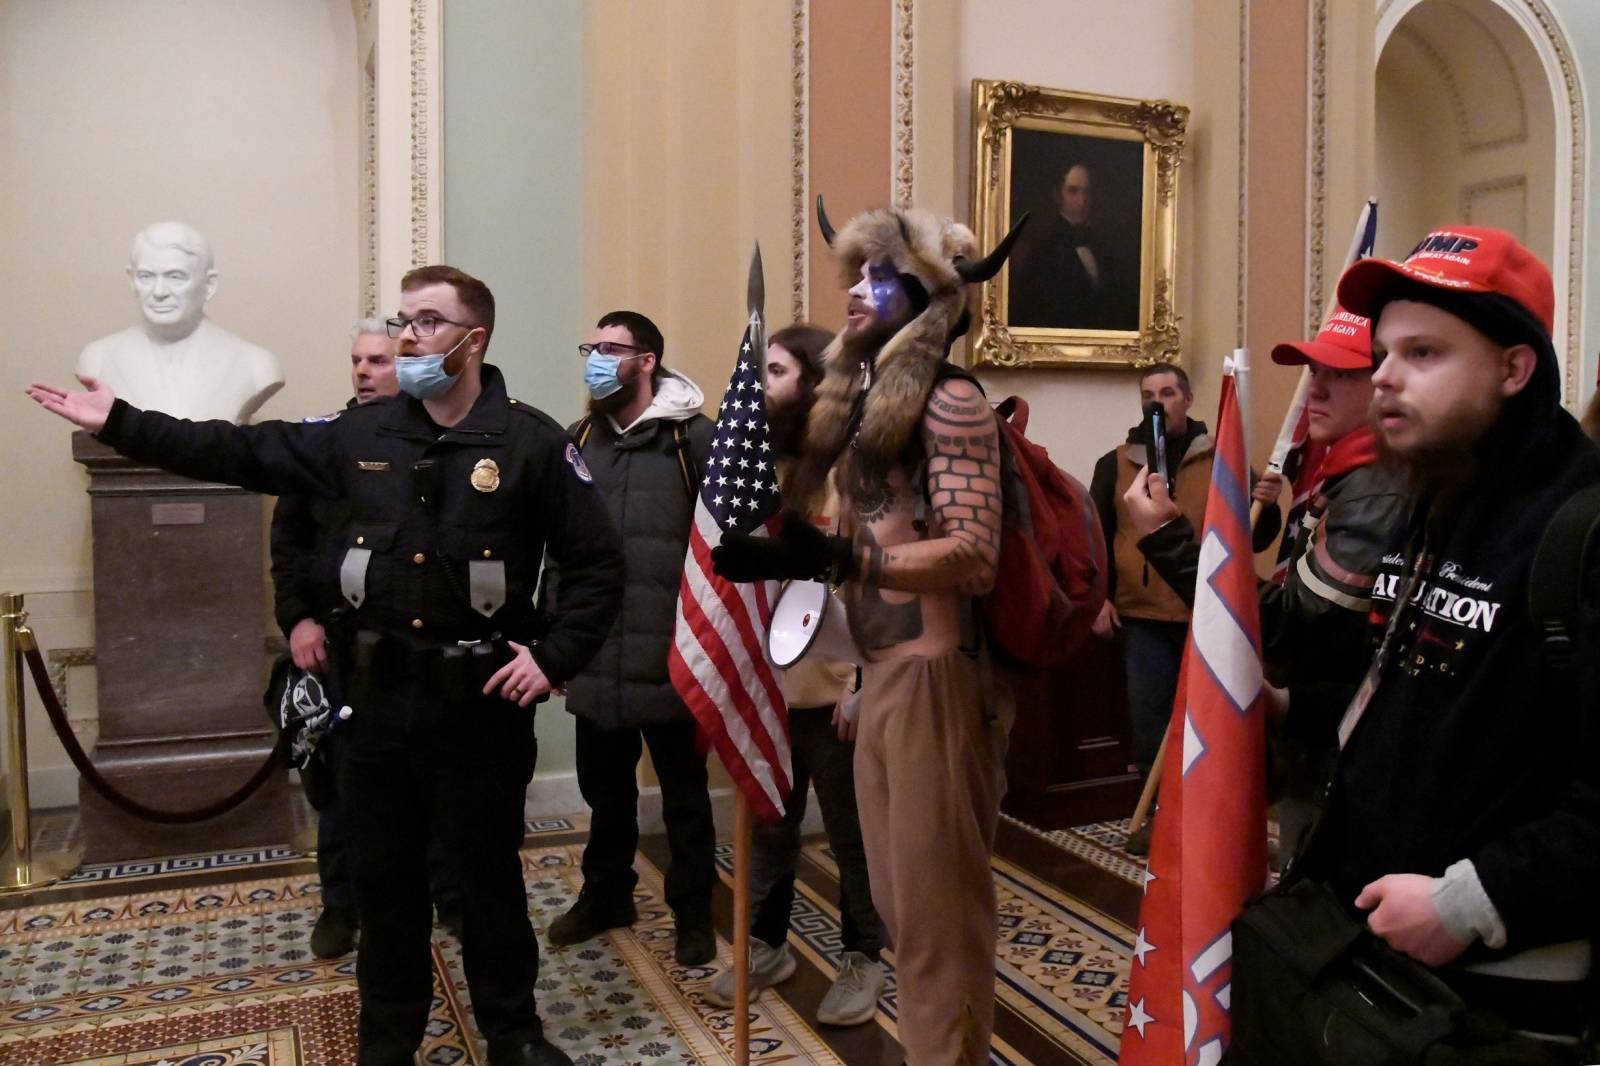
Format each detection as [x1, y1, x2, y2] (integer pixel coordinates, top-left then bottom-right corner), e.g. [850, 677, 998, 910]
[350, 628, 525, 702]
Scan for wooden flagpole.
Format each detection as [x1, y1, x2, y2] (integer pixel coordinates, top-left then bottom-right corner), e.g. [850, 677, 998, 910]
[733, 794, 752, 1065]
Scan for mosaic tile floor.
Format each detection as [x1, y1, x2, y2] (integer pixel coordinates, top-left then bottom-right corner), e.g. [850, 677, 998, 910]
[1, 812, 1138, 1065]
[0, 840, 837, 1066]
[1009, 816, 1149, 887]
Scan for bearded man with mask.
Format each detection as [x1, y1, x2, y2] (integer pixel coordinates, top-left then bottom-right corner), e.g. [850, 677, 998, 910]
[543, 311, 721, 966]
[28, 265, 624, 1066]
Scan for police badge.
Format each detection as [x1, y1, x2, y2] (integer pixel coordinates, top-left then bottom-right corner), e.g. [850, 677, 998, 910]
[470, 458, 501, 493]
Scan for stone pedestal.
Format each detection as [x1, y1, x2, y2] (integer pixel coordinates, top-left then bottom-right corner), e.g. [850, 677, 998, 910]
[72, 432, 289, 862]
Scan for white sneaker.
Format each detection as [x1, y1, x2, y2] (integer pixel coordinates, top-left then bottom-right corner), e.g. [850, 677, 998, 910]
[815, 951, 884, 1026]
[703, 940, 796, 1008]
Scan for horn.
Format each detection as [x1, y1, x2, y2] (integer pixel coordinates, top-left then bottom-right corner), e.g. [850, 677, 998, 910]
[816, 195, 837, 247]
[955, 212, 1030, 283]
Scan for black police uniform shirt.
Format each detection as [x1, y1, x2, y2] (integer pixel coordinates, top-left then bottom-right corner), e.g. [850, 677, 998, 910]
[97, 363, 624, 686]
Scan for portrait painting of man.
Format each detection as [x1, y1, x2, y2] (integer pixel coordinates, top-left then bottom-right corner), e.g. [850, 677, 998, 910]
[1005, 129, 1145, 333]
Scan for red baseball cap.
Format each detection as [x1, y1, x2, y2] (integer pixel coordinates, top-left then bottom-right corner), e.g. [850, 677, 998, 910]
[1337, 225, 1554, 334]
[1271, 306, 1373, 370]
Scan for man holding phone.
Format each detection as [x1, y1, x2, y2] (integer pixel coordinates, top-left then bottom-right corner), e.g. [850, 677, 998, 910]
[1088, 364, 1279, 852]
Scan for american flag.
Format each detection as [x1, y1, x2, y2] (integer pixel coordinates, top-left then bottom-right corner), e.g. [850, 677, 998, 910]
[667, 318, 792, 823]
[1121, 367, 1267, 1066]
[1270, 200, 1378, 581]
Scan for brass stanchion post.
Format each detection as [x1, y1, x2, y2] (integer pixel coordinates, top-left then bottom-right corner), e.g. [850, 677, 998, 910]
[2, 592, 80, 893]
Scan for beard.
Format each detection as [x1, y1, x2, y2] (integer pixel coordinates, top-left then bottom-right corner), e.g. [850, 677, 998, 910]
[1375, 398, 1500, 499]
[586, 371, 644, 419]
[767, 398, 809, 458]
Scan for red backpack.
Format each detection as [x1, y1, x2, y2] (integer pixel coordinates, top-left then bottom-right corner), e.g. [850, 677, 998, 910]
[985, 395, 1108, 668]
[928, 365, 1108, 669]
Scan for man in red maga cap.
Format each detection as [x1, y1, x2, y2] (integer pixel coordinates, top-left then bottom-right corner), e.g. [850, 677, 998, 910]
[1233, 227, 1600, 1062]
[1123, 305, 1410, 858]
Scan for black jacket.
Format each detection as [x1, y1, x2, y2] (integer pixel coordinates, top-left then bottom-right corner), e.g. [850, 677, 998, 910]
[1310, 382, 1600, 956]
[269, 399, 356, 639]
[548, 395, 715, 730]
[1008, 215, 1139, 331]
[99, 364, 623, 686]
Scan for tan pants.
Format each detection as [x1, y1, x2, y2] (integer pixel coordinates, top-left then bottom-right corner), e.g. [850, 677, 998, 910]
[856, 650, 1006, 1066]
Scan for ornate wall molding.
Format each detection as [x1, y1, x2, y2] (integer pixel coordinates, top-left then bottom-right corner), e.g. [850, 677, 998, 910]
[790, 0, 809, 322]
[361, 60, 378, 316]
[890, 0, 914, 209]
[1306, 0, 1329, 336]
[408, 0, 437, 266]
[1460, 173, 1529, 231]
[1391, 23, 1528, 153]
[1378, 0, 1586, 404]
[1237, 0, 1250, 347]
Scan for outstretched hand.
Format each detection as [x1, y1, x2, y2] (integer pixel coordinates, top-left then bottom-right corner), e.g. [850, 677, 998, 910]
[26, 376, 115, 434]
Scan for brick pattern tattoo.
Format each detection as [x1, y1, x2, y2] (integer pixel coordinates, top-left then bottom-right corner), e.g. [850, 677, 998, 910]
[921, 378, 1002, 594]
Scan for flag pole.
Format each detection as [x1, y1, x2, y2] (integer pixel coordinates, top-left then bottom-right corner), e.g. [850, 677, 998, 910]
[733, 793, 752, 1066]
[1249, 198, 1377, 530]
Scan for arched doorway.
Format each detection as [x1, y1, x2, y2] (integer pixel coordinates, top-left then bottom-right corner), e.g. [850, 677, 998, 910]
[1375, 0, 1586, 403]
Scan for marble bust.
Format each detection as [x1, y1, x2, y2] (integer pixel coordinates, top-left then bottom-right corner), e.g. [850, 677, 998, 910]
[76, 222, 283, 423]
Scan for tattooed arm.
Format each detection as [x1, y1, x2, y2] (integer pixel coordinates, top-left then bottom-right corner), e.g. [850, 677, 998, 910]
[854, 377, 1003, 595]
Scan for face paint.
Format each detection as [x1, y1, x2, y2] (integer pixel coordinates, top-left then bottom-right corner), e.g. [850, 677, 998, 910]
[866, 260, 913, 325]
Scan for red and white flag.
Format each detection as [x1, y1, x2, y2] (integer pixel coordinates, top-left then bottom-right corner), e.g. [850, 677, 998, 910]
[668, 316, 792, 823]
[1120, 366, 1268, 1066]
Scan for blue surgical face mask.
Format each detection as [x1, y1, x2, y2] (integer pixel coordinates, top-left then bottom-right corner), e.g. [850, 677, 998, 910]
[584, 351, 641, 399]
[396, 329, 476, 400]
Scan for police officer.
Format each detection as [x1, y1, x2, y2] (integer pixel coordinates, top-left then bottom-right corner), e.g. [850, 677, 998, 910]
[29, 265, 624, 1066]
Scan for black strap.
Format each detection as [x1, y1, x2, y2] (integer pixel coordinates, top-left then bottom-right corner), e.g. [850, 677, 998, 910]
[575, 416, 694, 499]
[671, 421, 695, 499]
[1526, 481, 1600, 674]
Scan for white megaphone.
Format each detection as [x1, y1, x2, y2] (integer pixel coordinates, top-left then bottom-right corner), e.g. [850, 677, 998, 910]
[766, 579, 860, 668]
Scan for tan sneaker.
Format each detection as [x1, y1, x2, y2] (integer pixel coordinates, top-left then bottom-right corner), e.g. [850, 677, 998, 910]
[704, 940, 796, 1008]
[816, 951, 884, 1026]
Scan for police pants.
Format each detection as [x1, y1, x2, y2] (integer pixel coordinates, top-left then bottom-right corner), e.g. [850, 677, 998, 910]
[339, 673, 541, 1065]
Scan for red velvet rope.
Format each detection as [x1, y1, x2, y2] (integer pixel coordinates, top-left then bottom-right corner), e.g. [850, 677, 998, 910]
[18, 644, 282, 825]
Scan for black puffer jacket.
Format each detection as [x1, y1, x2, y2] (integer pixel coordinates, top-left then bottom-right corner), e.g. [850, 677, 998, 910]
[552, 372, 715, 729]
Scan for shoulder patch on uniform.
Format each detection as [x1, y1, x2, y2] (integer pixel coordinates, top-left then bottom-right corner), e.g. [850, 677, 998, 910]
[565, 442, 594, 484]
[302, 410, 342, 424]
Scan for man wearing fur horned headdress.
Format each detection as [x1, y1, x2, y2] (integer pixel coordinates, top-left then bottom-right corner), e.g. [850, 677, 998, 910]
[713, 200, 1025, 1065]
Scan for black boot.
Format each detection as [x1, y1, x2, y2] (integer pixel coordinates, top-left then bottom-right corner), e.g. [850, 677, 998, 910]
[547, 890, 638, 949]
[310, 904, 358, 959]
[673, 912, 715, 966]
[488, 1034, 574, 1066]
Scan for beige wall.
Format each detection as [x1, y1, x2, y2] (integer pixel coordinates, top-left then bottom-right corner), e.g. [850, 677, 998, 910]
[942, 0, 1213, 486]
[0, 0, 358, 803]
[582, 0, 794, 399]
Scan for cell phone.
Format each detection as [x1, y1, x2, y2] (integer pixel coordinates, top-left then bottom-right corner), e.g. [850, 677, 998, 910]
[1144, 400, 1170, 491]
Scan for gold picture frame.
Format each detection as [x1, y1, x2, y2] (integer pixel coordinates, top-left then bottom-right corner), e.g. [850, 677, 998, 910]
[968, 80, 1189, 369]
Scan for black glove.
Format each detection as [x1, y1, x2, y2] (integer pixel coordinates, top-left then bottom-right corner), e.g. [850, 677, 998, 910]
[711, 510, 855, 584]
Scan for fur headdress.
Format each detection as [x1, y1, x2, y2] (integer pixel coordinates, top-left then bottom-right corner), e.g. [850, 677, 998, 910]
[785, 200, 1024, 515]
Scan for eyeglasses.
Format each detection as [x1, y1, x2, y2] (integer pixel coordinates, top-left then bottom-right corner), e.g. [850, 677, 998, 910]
[578, 342, 645, 358]
[386, 313, 473, 339]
